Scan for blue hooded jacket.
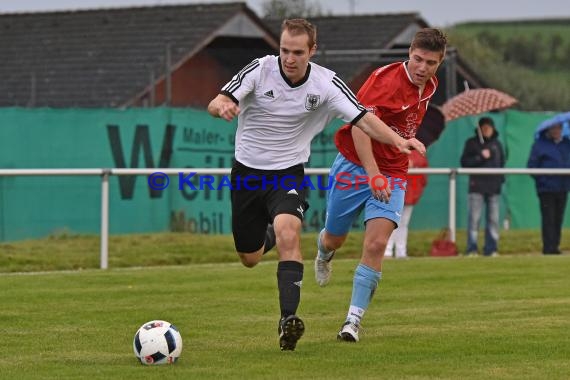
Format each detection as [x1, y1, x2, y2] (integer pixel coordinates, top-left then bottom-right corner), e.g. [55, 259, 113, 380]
[527, 133, 570, 193]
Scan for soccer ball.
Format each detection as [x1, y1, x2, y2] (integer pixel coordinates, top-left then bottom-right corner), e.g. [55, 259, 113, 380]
[133, 320, 183, 365]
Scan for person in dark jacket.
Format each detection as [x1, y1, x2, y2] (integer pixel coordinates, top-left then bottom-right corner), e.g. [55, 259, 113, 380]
[460, 117, 505, 256]
[527, 123, 570, 254]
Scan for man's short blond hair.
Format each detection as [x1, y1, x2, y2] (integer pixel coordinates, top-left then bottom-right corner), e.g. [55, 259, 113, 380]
[281, 18, 317, 49]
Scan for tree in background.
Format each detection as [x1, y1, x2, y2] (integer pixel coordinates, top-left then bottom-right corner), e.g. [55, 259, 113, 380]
[261, 0, 325, 19]
[563, 44, 570, 69]
[504, 35, 539, 68]
[447, 28, 570, 111]
[475, 30, 568, 71]
[549, 34, 563, 66]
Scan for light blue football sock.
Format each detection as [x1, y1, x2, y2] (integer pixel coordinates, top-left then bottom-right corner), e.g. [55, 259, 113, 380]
[317, 228, 334, 261]
[347, 264, 381, 324]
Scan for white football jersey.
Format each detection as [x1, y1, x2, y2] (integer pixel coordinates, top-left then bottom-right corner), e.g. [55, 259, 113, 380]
[221, 55, 366, 170]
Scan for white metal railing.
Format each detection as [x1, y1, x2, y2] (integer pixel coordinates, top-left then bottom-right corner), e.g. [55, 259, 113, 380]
[0, 167, 568, 269]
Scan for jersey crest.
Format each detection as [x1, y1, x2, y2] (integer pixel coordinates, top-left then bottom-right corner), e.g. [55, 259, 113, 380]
[305, 94, 321, 111]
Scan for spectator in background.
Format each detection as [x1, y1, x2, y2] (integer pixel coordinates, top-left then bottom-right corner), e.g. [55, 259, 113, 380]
[527, 123, 570, 255]
[384, 150, 428, 259]
[460, 117, 505, 257]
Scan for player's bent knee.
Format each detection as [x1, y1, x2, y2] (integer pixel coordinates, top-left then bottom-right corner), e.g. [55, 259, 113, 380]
[240, 260, 258, 268]
[324, 232, 347, 251]
[238, 251, 263, 268]
[239, 256, 259, 268]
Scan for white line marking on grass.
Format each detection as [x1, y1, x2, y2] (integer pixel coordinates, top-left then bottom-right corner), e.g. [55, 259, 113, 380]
[0, 260, 270, 277]
[1, 254, 562, 277]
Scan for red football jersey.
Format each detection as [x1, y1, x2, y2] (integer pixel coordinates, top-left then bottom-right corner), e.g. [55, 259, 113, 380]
[335, 62, 438, 177]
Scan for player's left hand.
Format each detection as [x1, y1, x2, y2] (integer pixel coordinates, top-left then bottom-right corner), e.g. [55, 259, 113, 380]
[369, 172, 391, 203]
[397, 138, 426, 155]
[372, 184, 391, 203]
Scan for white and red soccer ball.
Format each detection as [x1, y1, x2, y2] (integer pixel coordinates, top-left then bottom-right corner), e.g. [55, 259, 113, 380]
[133, 320, 183, 365]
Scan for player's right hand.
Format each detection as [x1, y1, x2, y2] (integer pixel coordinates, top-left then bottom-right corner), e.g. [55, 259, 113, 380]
[219, 103, 240, 121]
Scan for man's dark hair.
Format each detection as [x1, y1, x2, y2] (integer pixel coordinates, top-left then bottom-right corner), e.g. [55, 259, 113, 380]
[410, 28, 447, 58]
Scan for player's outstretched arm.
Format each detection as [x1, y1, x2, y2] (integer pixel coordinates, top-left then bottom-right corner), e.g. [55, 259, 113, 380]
[207, 94, 240, 122]
[354, 113, 426, 155]
[352, 127, 391, 203]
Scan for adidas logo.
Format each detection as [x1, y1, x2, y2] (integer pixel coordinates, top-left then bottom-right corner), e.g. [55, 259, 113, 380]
[287, 189, 298, 195]
[293, 280, 303, 287]
[296, 206, 304, 217]
[264, 90, 274, 98]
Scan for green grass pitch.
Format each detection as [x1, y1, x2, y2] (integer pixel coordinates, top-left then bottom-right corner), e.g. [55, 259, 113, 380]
[1, 255, 569, 379]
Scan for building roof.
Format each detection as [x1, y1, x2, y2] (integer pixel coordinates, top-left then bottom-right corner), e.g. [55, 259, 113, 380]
[0, 2, 272, 107]
[0, 4, 485, 108]
[309, 13, 426, 50]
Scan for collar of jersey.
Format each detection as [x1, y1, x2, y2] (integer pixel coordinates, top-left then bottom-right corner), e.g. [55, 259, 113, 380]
[402, 61, 437, 102]
[403, 61, 415, 86]
[278, 57, 311, 88]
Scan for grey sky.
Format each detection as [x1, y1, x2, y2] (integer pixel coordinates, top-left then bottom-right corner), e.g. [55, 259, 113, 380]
[0, 0, 568, 26]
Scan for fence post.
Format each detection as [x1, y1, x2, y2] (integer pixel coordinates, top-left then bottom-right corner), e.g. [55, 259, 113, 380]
[449, 169, 457, 242]
[100, 170, 110, 269]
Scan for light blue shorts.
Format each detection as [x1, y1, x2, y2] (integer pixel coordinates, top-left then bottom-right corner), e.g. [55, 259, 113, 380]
[324, 153, 406, 236]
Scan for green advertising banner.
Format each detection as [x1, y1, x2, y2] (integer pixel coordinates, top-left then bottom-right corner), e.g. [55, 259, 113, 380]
[0, 107, 566, 242]
[0, 107, 343, 241]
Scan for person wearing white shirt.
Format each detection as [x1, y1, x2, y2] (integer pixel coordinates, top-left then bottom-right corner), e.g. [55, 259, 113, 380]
[208, 18, 425, 351]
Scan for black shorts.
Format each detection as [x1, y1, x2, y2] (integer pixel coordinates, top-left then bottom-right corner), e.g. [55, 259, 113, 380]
[231, 161, 309, 253]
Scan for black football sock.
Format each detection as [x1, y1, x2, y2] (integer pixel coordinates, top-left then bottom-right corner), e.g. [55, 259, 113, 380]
[277, 261, 304, 318]
[263, 224, 276, 254]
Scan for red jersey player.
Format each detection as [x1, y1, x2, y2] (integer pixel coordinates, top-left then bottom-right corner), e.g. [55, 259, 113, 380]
[315, 28, 447, 342]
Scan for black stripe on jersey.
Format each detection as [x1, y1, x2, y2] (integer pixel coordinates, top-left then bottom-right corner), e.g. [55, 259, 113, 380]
[220, 90, 239, 105]
[332, 76, 366, 111]
[223, 59, 260, 94]
[350, 109, 367, 125]
[223, 58, 258, 92]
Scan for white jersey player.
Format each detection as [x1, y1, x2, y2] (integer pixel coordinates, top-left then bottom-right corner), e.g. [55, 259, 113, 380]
[207, 18, 425, 351]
